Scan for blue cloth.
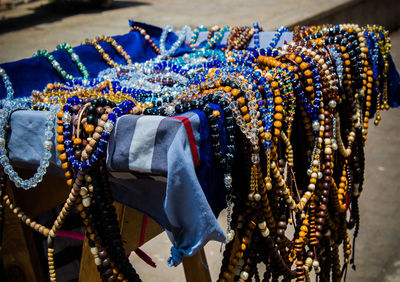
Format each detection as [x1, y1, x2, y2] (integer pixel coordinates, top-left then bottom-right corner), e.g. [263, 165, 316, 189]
[0, 21, 192, 98]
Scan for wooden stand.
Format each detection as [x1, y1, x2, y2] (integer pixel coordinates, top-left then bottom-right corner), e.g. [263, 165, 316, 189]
[1, 169, 211, 281]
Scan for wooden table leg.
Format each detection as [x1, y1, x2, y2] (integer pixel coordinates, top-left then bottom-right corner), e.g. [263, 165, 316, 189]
[78, 236, 101, 282]
[182, 248, 212, 282]
[2, 181, 45, 282]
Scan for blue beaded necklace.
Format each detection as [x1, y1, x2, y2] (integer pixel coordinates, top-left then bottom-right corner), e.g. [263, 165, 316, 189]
[61, 97, 135, 172]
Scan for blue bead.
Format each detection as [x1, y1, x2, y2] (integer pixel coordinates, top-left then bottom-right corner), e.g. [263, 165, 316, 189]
[63, 104, 70, 111]
[81, 161, 88, 171]
[64, 139, 72, 147]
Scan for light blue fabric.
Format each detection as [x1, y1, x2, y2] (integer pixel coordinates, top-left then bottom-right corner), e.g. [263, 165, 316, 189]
[164, 124, 225, 265]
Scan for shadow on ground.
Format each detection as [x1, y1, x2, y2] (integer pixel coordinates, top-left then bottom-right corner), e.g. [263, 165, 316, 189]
[0, 0, 150, 34]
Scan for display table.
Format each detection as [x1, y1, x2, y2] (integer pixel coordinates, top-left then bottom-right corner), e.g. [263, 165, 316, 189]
[2, 168, 212, 281]
[1, 21, 400, 282]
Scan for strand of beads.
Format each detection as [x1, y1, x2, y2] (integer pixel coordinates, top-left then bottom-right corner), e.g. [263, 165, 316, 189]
[189, 25, 208, 49]
[159, 25, 191, 58]
[83, 36, 132, 67]
[130, 25, 161, 54]
[0, 95, 58, 190]
[34, 49, 85, 81]
[253, 22, 261, 49]
[0, 67, 14, 101]
[56, 96, 141, 281]
[202, 26, 230, 50]
[32, 79, 138, 107]
[56, 43, 90, 80]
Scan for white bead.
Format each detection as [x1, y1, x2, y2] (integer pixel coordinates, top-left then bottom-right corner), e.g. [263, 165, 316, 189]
[240, 271, 249, 280]
[224, 174, 232, 185]
[313, 260, 320, 268]
[262, 228, 270, 237]
[62, 112, 72, 123]
[103, 121, 114, 133]
[254, 193, 261, 202]
[311, 172, 318, 179]
[258, 221, 266, 229]
[82, 197, 91, 207]
[43, 140, 53, 150]
[94, 257, 101, 265]
[324, 147, 332, 155]
[329, 100, 337, 108]
[0, 138, 5, 146]
[312, 121, 320, 131]
[90, 247, 98, 255]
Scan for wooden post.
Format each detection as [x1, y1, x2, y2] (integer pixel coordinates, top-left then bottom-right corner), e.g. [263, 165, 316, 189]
[2, 179, 46, 282]
[182, 248, 212, 282]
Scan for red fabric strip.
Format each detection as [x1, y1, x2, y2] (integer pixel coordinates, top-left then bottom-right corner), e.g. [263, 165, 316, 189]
[139, 215, 148, 247]
[132, 215, 157, 267]
[57, 230, 85, 241]
[171, 116, 200, 168]
[134, 248, 157, 268]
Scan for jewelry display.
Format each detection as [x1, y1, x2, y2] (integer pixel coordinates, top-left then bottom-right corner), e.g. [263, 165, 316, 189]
[0, 22, 397, 282]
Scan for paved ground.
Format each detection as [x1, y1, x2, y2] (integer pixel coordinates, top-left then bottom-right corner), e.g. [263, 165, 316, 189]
[0, 0, 399, 281]
[0, 0, 351, 63]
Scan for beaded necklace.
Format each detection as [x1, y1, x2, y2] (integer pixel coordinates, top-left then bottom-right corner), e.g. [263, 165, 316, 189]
[56, 42, 90, 80]
[32, 79, 137, 106]
[0, 67, 14, 101]
[56, 98, 141, 281]
[202, 26, 230, 50]
[130, 25, 161, 54]
[159, 25, 191, 58]
[189, 25, 207, 49]
[253, 22, 261, 49]
[83, 36, 132, 67]
[34, 47, 88, 81]
[0, 73, 58, 190]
